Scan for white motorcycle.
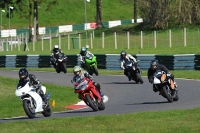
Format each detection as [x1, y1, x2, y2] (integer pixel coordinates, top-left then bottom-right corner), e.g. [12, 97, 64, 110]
[15, 81, 52, 118]
[153, 70, 179, 102]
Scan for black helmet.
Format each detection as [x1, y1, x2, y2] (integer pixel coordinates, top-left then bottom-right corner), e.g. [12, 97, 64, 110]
[19, 68, 28, 80]
[120, 50, 126, 59]
[150, 60, 158, 70]
[80, 47, 87, 56]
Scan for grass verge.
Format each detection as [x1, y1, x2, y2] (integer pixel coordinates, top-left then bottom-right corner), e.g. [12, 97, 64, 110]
[0, 69, 200, 133]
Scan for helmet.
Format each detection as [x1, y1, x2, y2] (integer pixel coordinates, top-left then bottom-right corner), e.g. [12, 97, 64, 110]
[150, 60, 158, 70]
[19, 68, 28, 80]
[80, 47, 87, 56]
[53, 45, 59, 52]
[73, 66, 82, 76]
[120, 50, 126, 59]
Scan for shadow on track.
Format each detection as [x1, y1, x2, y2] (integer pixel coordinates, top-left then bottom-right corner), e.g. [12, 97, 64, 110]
[103, 82, 139, 84]
[125, 101, 169, 105]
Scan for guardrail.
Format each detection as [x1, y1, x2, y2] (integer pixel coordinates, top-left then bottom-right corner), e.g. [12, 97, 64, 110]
[0, 54, 199, 70]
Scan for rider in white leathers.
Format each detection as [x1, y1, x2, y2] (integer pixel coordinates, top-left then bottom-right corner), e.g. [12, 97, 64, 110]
[120, 50, 137, 81]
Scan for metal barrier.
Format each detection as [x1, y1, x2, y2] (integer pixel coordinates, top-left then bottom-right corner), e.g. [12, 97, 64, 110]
[0, 54, 199, 70]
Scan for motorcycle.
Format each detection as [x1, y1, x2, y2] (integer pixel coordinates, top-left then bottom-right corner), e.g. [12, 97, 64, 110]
[125, 61, 143, 84]
[153, 70, 179, 102]
[54, 53, 67, 73]
[72, 78, 105, 111]
[15, 81, 52, 118]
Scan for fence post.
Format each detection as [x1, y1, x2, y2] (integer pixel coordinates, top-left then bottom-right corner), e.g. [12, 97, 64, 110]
[11, 36, 13, 51]
[169, 29, 172, 47]
[17, 35, 20, 51]
[140, 31, 143, 49]
[154, 30, 157, 48]
[90, 33, 93, 49]
[114, 32, 117, 49]
[50, 30, 52, 50]
[42, 33, 44, 51]
[184, 28, 186, 47]
[68, 34, 70, 50]
[127, 31, 130, 49]
[79, 33, 81, 48]
[59, 34, 61, 49]
[6, 38, 9, 51]
[102, 32, 104, 49]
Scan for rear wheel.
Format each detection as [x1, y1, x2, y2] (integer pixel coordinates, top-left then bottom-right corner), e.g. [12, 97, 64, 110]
[85, 94, 98, 111]
[161, 86, 173, 103]
[42, 101, 52, 117]
[98, 99, 105, 110]
[136, 73, 143, 84]
[23, 99, 36, 118]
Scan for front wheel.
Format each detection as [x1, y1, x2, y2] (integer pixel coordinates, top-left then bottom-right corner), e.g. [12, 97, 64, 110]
[62, 62, 67, 73]
[93, 66, 99, 76]
[161, 86, 173, 103]
[85, 94, 98, 111]
[23, 99, 36, 118]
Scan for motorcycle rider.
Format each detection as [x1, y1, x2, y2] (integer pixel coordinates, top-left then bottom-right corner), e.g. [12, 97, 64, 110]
[79, 46, 94, 69]
[120, 50, 138, 81]
[147, 60, 178, 96]
[72, 65, 105, 101]
[50, 45, 64, 68]
[18, 68, 47, 103]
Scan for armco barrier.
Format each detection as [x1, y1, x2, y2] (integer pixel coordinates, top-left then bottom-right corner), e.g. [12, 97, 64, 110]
[0, 54, 199, 70]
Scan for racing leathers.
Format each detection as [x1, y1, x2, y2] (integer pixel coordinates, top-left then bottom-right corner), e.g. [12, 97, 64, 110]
[19, 74, 46, 102]
[147, 64, 177, 93]
[79, 51, 94, 69]
[120, 54, 137, 81]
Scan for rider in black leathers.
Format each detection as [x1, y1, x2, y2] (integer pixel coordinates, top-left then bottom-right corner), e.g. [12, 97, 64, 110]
[147, 60, 178, 95]
[18, 68, 46, 102]
[50, 45, 64, 67]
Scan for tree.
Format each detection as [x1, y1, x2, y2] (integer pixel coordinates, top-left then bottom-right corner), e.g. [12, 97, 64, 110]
[96, 0, 104, 29]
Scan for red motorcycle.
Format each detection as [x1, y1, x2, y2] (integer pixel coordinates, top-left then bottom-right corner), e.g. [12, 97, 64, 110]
[73, 78, 105, 111]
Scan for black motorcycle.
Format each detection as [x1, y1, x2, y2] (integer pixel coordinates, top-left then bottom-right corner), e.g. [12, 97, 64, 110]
[125, 62, 143, 84]
[54, 53, 67, 73]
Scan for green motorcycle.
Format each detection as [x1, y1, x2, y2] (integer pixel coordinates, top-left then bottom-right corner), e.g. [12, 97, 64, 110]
[84, 54, 98, 76]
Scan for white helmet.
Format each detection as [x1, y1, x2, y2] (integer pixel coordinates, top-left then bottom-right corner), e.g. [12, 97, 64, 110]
[54, 45, 59, 49]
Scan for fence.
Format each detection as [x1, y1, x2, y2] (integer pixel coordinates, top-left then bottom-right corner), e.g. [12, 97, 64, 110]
[1, 27, 200, 52]
[0, 54, 200, 70]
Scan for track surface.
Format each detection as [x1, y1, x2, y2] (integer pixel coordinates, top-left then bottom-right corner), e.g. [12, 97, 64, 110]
[0, 70, 200, 123]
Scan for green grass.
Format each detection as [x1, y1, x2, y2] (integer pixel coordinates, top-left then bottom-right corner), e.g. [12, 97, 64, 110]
[0, 108, 200, 133]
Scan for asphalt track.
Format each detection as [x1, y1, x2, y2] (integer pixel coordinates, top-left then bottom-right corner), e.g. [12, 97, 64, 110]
[0, 70, 200, 123]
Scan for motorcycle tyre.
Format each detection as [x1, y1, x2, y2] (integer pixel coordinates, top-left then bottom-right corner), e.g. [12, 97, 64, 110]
[98, 99, 105, 110]
[161, 86, 173, 103]
[136, 73, 143, 84]
[23, 99, 36, 118]
[42, 101, 52, 117]
[85, 94, 99, 111]
[93, 66, 99, 76]
[173, 92, 179, 101]
[62, 62, 67, 73]
[56, 66, 60, 73]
